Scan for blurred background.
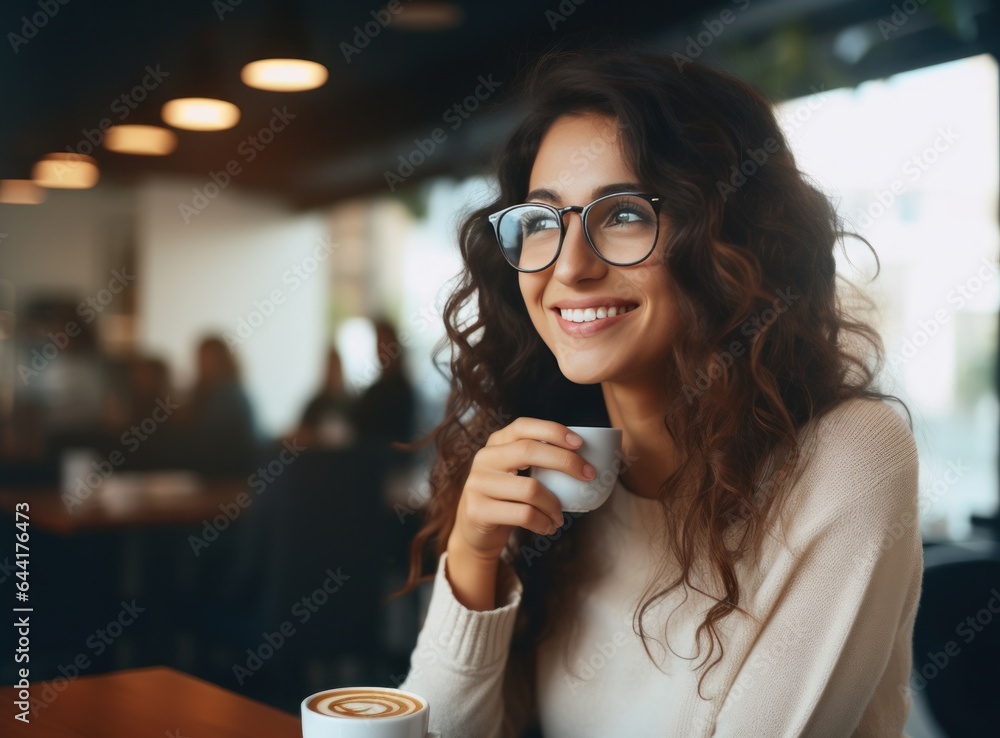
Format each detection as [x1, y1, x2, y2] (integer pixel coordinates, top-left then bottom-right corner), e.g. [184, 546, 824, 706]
[1, 0, 998, 734]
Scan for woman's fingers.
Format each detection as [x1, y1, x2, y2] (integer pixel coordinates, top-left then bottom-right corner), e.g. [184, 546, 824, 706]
[468, 488, 564, 536]
[452, 416, 597, 559]
[485, 416, 584, 450]
[477, 436, 596, 480]
[466, 467, 565, 529]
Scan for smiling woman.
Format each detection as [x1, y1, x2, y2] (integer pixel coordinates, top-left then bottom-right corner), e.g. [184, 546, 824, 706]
[394, 50, 920, 738]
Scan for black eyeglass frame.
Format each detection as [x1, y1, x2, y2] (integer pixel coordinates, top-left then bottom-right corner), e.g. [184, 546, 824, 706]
[487, 192, 664, 273]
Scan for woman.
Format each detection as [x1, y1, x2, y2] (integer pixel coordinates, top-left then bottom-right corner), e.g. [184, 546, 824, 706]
[179, 336, 258, 477]
[397, 51, 920, 738]
[297, 348, 356, 448]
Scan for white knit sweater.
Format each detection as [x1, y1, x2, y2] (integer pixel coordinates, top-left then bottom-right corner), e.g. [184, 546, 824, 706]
[400, 399, 922, 737]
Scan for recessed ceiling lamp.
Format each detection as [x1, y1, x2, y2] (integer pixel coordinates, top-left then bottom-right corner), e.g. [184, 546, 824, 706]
[0, 179, 46, 204]
[104, 124, 178, 155]
[241, 0, 328, 92]
[392, 2, 464, 31]
[32, 153, 99, 189]
[241, 58, 328, 92]
[161, 29, 242, 131]
[162, 97, 240, 131]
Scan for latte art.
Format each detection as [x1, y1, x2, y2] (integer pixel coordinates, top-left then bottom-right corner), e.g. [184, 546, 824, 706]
[306, 688, 424, 719]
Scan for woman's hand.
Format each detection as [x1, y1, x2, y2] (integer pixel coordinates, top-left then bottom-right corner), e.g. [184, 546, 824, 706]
[447, 417, 597, 565]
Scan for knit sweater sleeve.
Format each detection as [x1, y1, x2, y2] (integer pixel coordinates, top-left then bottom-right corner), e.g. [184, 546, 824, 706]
[399, 551, 523, 738]
[713, 401, 922, 738]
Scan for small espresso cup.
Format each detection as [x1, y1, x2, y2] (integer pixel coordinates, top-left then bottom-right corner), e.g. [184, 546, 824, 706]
[530, 426, 623, 513]
[301, 686, 438, 738]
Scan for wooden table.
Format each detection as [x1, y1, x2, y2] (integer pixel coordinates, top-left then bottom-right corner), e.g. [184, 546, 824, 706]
[1, 666, 300, 737]
[0, 479, 248, 535]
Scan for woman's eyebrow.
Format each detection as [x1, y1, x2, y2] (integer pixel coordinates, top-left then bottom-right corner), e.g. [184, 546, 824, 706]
[524, 182, 644, 204]
[593, 182, 644, 198]
[525, 187, 560, 203]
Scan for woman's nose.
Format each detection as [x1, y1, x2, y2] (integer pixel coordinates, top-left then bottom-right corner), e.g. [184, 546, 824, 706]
[552, 212, 607, 284]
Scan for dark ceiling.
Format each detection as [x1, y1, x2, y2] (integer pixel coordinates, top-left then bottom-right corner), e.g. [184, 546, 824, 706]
[2, 0, 998, 210]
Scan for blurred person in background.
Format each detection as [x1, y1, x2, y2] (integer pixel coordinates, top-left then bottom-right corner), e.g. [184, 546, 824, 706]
[103, 355, 185, 470]
[295, 347, 356, 449]
[352, 317, 416, 469]
[104, 356, 172, 429]
[177, 336, 258, 477]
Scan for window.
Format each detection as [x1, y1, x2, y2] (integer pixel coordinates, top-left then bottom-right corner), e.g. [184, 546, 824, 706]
[777, 54, 1000, 539]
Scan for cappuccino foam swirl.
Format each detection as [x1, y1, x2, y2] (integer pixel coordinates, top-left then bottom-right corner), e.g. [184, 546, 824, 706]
[308, 688, 423, 718]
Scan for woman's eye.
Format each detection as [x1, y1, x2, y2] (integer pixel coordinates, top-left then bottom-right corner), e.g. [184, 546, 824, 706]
[523, 215, 559, 234]
[606, 208, 648, 227]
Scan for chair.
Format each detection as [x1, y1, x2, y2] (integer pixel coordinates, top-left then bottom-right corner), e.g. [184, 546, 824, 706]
[188, 442, 397, 709]
[911, 540, 1000, 736]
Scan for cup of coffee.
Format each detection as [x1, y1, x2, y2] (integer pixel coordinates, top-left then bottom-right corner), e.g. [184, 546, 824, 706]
[301, 686, 439, 738]
[530, 425, 623, 513]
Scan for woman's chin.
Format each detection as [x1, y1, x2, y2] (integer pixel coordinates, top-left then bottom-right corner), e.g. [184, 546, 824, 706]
[556, 358, 610, 386]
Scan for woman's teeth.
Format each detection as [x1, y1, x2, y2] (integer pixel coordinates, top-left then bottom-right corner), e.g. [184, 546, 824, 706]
[559, 305, 636, 323]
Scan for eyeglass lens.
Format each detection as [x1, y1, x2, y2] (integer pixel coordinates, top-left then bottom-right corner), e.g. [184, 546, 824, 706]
[497, 194, 657, 271]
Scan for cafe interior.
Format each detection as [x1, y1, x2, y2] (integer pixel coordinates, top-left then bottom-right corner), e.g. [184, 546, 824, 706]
[1, 0, 999, 735]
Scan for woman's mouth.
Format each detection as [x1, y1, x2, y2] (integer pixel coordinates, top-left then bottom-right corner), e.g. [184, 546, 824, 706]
[557, 304, 637, 323]
[551, 301, 639, 336]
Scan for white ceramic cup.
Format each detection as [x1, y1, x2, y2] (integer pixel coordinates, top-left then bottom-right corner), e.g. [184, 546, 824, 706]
[301, 687, 439, 738]
[530, 426, 623, 513]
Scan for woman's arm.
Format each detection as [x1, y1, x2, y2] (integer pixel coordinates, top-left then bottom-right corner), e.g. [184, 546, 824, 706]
[713, 401, 922, 738]
[400, 417, 590, 736]
[399, 551, 523, 738]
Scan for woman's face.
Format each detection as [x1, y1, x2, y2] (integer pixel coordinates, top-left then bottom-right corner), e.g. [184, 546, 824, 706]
[518, 113, 679, 388]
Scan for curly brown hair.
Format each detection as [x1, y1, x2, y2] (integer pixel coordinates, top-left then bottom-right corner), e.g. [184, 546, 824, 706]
[395, 50, 898, 732]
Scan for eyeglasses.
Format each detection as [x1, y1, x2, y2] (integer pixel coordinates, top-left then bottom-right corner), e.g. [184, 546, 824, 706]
[488, 192, 663, 273]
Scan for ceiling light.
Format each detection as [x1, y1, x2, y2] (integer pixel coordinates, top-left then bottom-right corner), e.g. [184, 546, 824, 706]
[104, 124, 178, 155]
[241, 58, 328, 91]
[162, 98, 240, 131]
[0, 179, 46, 204]
[32, 154, 100, 189]
[392, 2, 464, 31]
